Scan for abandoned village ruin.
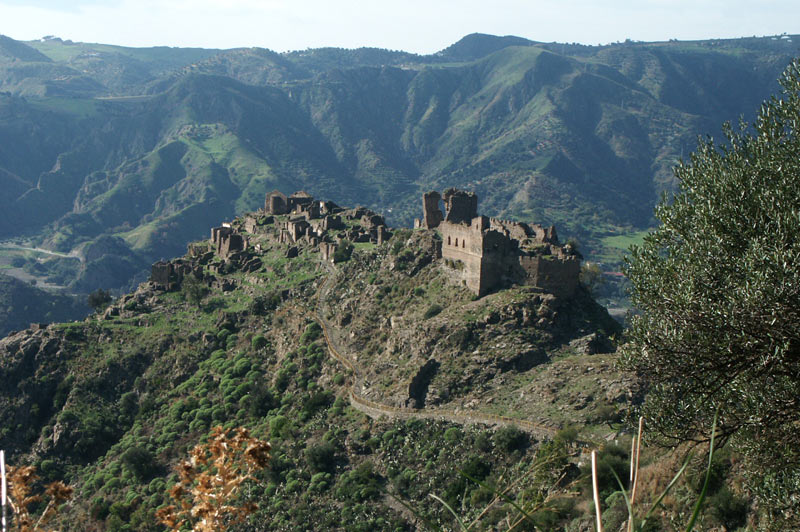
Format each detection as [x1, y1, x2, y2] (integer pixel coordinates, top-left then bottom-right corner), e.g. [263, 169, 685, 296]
[151, 188, 579, 299]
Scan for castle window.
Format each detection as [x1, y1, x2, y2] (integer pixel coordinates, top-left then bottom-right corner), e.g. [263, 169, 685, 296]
[455, 238, 459, 247]
[462, 240, 465, 248]
[447, 236, 451, 245]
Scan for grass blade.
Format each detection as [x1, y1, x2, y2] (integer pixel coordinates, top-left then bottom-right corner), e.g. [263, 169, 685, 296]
[429, 493, 469, 531]
[609, 466, 634, 528]
[592, 451, 604, 532]
[639, 452, 691, 529]
[684, 409, 719, 532]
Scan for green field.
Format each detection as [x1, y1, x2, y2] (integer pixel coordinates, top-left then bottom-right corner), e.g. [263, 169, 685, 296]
[597, 229, 650, 264]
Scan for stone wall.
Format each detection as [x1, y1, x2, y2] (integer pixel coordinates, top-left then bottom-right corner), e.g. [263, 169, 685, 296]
[422, 191, 443, 229]
[440, 220, 485, 294]
[443, 188, 478, 224]
[265, 190, 288, 215]
[518, 254, 580, 298]
[150, 260, 197, 291]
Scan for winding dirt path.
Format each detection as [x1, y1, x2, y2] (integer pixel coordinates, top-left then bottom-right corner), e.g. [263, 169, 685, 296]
[0, 243, 82, 261]
[315, 263, 556, 440]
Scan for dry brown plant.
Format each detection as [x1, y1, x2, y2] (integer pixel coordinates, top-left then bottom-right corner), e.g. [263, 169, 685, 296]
[157, 426, 271, 532]
[5, 465, 73, 532]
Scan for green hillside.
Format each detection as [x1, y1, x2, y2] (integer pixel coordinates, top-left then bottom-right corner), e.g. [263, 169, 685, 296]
[1, 201, 755, 531]
[0, 32, 798, 329]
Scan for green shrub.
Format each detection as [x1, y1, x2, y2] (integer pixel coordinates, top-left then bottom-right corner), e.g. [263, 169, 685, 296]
[301, 390, 333, 417]
[396, 249, 415, 268]
[104, 477, 122, 492]
[121, 446, 158, 482]
[444, 427, 462, 442]
[182, 274, 208, 305]
[249, 292, 282, 314]
[251, 335, 268, 350]
[709, 486, 748, 530]
[423, 304, 443, 319]
[335, 462, 381, 502]
[300, 322, 322, 344]
[248, 384, 278, 417]
[309, 472, 332, 492]
[493, 425, 528, 454]
[305, 441, 338, 473]
[333, 241, 354, 263]
[581, 441, 629, 498]
[269, 415, 290, 438]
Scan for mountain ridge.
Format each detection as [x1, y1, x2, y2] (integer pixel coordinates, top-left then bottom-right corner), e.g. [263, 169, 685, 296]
[0, 32, 797, 329]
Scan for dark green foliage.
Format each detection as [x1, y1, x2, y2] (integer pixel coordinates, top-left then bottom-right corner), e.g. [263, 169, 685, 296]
[251, 334, 267, 350]
[58, 405, 120, 460]
[390, 239, 405, 256]
[335, 462, 382, 502]
[300, 322, 322, 344]
[302, 390, 334, 418]
[395, 249, 415, 270]
[121, 446, 158, 481]
[118, 391, 138, 418]
[181, 274, 208, 306]
[581, 442, 628, 499]
[332, 241, 354, 263]
[247, 384, 278, 417]
[87, 288, 112, 312]
[444, 454, 492, 506]
[493, 425, 528, 454]
[249, 292, 282, 315]
[709, 487, 748, 530]
[623, 59, 800, 527]
[305, 441, 338, 473]
[443, 427, 461, 442]
[422, 304, 442, 320]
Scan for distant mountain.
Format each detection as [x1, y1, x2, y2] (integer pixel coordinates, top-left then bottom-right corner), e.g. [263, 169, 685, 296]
[0, 35, 52, 62]
[435, 33, 537, 61]
[0, 32, 797, 318]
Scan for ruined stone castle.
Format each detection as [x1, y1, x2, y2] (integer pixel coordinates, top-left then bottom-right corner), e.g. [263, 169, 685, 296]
[416, 189, 580, 297]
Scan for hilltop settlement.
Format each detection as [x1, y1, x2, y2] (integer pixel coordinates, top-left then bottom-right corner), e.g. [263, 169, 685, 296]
[151, 188, 580, 299]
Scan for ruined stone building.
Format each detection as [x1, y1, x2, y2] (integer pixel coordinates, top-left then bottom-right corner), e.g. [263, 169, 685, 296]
[211, 224, 247, 259]
[207, 190, 390, 267]
[416, 189, 580, 297]
[265, 190, 320, 217]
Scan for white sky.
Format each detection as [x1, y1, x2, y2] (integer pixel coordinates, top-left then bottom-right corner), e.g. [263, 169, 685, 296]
[0, 0, 798, 53]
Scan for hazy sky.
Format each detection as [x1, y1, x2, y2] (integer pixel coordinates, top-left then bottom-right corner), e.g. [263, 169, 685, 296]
[1, 0, 798, 53]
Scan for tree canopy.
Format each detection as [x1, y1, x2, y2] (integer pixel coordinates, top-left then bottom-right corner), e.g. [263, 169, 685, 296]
[622, 59, 800, 527]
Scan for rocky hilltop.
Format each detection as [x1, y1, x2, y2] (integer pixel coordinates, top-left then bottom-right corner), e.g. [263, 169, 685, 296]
[0, 190, 630, 530]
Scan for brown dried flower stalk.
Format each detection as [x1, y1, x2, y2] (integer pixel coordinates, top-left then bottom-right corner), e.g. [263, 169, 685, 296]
[5, 465, 72, 532]
[157, 426, 271, 532]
